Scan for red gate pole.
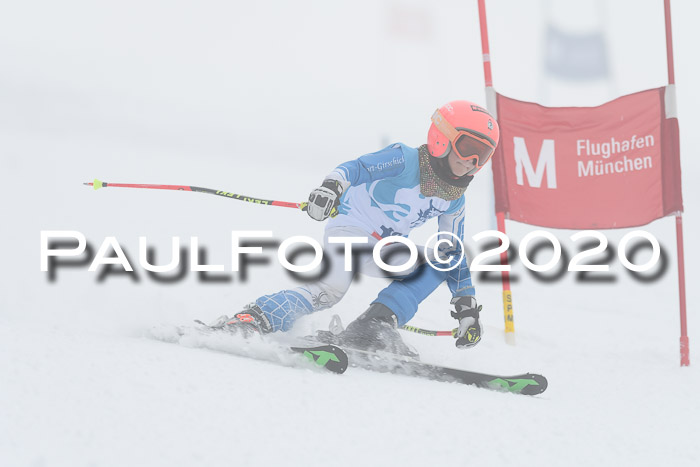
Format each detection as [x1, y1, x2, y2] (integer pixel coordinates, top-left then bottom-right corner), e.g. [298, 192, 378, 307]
[478, 0, 493, 88]
[478, 0, 515, 343]
[676, 215, 690, 366]
[664, 0, 689, 366]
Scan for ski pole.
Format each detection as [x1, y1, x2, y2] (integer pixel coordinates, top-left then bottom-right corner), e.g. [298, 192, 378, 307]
[84, 178, 308, 210]
[400, 325, 457, 337]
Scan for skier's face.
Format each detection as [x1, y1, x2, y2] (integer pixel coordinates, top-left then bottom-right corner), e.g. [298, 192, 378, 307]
[447, 150, 477, 177]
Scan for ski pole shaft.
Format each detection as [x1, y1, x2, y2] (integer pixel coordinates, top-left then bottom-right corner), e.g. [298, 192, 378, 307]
[400, 325, 457, 337]
[84, 178, 305, 210]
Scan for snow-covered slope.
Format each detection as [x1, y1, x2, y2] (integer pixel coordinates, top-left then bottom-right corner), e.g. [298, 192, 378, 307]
[1, 1, 699, 466]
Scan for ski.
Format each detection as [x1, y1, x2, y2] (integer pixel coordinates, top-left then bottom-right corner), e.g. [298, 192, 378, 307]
[151, 322, 544, 390]
[288, 345, 349, 374]
[306, 340, 547, 395]
[149, 323, 349, 374]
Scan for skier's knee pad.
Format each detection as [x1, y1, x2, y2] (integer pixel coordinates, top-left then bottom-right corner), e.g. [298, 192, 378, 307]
[302, 281, 347, 311]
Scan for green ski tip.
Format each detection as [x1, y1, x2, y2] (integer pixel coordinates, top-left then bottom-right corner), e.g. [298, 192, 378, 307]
[93, 178, 104, 190]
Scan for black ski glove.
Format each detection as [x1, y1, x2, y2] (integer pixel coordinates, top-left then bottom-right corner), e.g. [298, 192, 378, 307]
[451, 296, 483, 349]
[304, 179, 343, 221]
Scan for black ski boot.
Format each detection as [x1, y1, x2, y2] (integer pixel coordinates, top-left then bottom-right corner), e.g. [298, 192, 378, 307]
[317, 303, 419, 359]
[205, 303, 272, 337]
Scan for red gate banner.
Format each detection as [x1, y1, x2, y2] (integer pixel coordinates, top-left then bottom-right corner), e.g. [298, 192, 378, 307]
[491, 87, 683, 229]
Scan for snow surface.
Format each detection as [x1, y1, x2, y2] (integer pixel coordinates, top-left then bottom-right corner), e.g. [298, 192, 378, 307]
[1, 1, 699, 466]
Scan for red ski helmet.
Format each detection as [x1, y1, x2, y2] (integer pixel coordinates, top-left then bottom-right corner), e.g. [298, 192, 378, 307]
[427, 100, 500, 176]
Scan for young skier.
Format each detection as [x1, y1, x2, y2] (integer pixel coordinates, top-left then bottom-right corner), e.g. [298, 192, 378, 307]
[211, 100, 500, 355]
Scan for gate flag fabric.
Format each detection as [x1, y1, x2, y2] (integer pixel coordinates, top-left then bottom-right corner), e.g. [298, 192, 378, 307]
[491, 87, 683, 229]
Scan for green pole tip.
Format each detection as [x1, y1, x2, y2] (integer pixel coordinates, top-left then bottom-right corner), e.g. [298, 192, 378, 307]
[93, 178, 104, 190]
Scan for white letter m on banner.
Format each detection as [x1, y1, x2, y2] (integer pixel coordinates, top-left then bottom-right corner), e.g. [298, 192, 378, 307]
[513, 137, 557, 188]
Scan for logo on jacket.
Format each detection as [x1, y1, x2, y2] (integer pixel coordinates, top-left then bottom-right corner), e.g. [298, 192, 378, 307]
[410, 200, 446, 228]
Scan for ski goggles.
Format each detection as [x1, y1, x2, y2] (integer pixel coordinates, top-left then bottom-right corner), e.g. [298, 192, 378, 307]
[431, 109, 496, 175]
